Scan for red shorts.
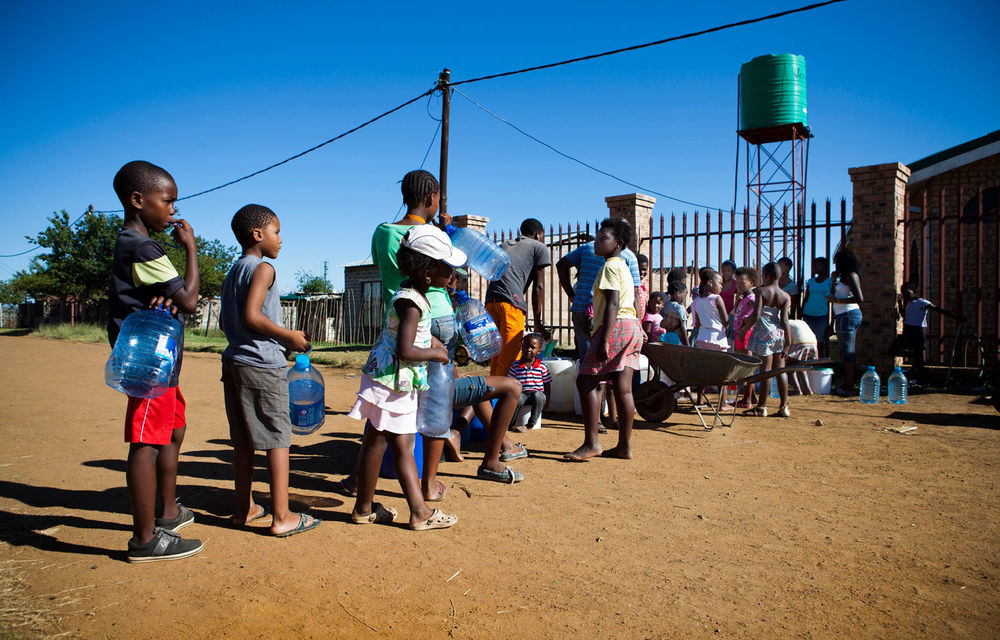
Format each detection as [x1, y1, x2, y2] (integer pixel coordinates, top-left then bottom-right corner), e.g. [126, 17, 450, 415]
[124, 387, 186, 445]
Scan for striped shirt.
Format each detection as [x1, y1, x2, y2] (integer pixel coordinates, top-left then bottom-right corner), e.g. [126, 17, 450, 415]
[507, 358, 551, 393]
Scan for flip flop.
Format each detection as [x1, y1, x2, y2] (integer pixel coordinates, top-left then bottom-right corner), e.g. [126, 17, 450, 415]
[332, 478, 357, 497]
[275, 512, 321, 538]
[477, 466, 523, 484]
[351, 502, 397, 525]
[426, 481, 448, 503]
[410, 509, 458, 531]
[499, 443, 529, 462]
[742, 407, 768, 417]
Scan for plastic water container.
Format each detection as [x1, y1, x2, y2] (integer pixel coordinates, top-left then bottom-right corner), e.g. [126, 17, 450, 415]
[288, 354, 325, 435]
[416, 361, 455, 437]
[769, 373, 783, 399]
[808, 368, 833, 394]
[454, 290, 502, 362]
[544, 357, 576, 413]
[380, 434, 425, 479]
[860, 366, 880, 404]
[887, 367, 908, 404]
[105, 306, 183, 399]
[447, 227, 510, 281]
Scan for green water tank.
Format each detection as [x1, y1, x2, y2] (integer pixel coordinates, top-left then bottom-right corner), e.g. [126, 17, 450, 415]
[739, 54, 808, 131]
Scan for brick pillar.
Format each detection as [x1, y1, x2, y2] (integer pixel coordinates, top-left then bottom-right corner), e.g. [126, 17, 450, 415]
[451, 214, 490, 301]
[847, 162, 910, 376]
[605, 194, 655, 260]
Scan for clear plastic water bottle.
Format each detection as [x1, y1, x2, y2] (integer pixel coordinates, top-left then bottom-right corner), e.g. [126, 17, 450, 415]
[416, 361, 455, 437]
[769, 373, 782, 399]
[288, 354, 325, 435]
[447, 227, 510, 281]
[454, 290, 502, 362]
[105, 306, 183, 399]
[859, 366, 880, 404]
[887, 367, 908, 404]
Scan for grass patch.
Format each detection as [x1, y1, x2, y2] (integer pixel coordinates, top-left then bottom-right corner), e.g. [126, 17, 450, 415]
[0, 544, 63, 638]
[36, 322, 106, 343]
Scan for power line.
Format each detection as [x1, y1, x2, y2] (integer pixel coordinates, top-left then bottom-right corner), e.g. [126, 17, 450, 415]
[451, 0, 847, 86]
[0, 207, 98, 257]
[453, 87, 725, 211]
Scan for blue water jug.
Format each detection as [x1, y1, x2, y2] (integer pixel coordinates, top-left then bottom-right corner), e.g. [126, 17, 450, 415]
[887, 366, 908, 404]
[105, 306, 182, 399]
[447, 227, 510, 281]
[416, 361, 455, 437]
[454, 290, 502, 362]
[859, 366, 880, 404]
[288, 354, 325, 435]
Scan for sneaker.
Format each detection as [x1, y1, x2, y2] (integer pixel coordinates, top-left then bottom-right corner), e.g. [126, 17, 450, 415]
[155, 500, 195, 532]
[127, 528, 204, 563]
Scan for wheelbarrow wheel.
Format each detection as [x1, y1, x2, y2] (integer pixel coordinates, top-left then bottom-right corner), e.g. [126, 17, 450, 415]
[453, 344, 470, 367]
[635, 381, 676, 423]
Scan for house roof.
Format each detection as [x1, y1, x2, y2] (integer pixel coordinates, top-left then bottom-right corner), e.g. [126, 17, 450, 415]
[908, 129, 1000, 185]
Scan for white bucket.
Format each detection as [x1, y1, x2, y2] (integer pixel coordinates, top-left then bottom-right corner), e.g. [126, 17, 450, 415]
[543, 357, 575, 414]
[808, 368, 833, 395]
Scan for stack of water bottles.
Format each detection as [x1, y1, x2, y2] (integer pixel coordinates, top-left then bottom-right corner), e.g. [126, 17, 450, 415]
[105, 306, 183, 399]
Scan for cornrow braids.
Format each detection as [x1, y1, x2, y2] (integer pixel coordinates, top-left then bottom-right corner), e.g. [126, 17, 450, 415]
[400, 170, 440, 208]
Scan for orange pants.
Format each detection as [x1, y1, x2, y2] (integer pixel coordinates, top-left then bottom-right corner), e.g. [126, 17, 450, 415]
[486, 301, 525, 377]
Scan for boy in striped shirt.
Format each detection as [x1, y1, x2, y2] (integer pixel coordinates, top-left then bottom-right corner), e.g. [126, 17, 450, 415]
[507, 333, 551, 432]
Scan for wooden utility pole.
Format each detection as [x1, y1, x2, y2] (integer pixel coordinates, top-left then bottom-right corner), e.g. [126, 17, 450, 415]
[438, 68, 451, 214]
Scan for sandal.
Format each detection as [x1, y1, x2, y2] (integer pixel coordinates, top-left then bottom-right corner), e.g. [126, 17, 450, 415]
[735, 400, 752, 409]
[275, 512, 321, 538]
[477, 465, 524, 484]
[351, 502, 397, 525]
[775, 405, 790, 418]
[499, 443, 529, 462]
[425, 481, 448, 503]
[742, 407, 768, 417]
[332, 478, 357, 497]
[410, 509, 458, 531]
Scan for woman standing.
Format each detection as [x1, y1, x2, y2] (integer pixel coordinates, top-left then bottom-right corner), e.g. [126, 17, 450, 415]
[828, 249, 864, 396]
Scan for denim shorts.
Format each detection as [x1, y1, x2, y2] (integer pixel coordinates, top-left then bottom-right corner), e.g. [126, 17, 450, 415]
[834, 309, 862, 361]
[803, 314, 830, 344]
[453, 376, 492, 407]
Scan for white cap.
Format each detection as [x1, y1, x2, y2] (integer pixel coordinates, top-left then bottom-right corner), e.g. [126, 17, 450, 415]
[401, 225, 467, 268]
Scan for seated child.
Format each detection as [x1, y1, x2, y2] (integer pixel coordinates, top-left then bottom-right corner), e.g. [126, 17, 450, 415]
[507, 333, 551, 432]
[642, 292, 666, 342]
[347, 228, 460, 530]
[786, 318, 819, 395]
[220, 204, 320, 537]
[890, 282, 960, 384]
[658, 310, 688, 345]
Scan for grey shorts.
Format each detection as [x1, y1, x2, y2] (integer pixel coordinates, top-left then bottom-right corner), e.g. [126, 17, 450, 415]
[222, 358, 292, 450]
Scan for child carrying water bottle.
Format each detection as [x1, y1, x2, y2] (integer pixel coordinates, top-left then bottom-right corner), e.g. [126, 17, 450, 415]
[347, 227, 463, 530]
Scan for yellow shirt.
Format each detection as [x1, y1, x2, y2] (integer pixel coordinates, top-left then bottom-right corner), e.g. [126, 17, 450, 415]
[590, 256, 636, 335]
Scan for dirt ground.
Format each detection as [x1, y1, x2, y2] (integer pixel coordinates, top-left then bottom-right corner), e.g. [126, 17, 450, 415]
[1, 334, 998, 639]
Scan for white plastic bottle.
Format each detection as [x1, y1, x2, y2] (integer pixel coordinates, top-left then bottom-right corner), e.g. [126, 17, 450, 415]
[288, 354, 325, 435]
[454, 290, 503, 362]
[416, 361, 455, 437]
[447, 227, 510, 281]
[859, 366, 880, 404]
[887, 366, 908, 404]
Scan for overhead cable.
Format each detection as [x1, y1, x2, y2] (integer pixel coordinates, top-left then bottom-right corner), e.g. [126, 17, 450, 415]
[450, 0, 847, 86]
[453, 87, 725, 211]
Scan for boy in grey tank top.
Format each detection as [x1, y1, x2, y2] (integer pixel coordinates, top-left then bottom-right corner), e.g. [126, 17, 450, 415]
[219, 204, 320, 537]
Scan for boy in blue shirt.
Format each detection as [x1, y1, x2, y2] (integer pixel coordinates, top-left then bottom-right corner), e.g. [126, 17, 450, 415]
[108, 161, 203, 562]
[220, 204, 320, 537]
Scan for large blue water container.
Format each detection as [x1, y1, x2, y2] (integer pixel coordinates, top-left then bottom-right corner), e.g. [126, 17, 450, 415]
[105, 307, 182, 399]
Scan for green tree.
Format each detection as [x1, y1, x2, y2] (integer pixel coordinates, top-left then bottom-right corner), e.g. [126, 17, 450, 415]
[296, 269, 333, 295]
[153, 232, 239, 300]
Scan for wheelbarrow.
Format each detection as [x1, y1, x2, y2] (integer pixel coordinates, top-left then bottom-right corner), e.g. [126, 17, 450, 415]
[635, 342, 829, 429]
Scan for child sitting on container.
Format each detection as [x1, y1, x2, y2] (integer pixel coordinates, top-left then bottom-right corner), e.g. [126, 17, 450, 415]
[642, 292, 666, 342]
[890, 282, 961, 385]
[785, 318, 819, 395]
[347, 227, 461, 530]
[732, 266, 758, 408]
[219, 204, 319, 537]
[507, 333, 551, 432]
[565, 218, 642, 461]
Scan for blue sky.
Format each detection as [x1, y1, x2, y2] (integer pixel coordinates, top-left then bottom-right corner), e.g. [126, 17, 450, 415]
[1, 1, 997, 293]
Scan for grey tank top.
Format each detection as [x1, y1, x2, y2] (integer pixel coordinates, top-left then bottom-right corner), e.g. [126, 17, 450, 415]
[220, 255, 287, 368]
